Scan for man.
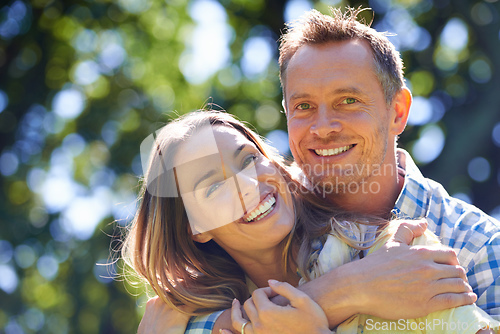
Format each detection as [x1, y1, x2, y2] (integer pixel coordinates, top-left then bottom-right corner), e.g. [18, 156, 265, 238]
[140, 7, 499, 333]
[279, 5, 499, 324]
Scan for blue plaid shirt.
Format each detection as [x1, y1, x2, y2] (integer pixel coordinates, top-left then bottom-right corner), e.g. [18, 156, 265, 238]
[185, 311, 224, 334]
[185, 150, 500, 332]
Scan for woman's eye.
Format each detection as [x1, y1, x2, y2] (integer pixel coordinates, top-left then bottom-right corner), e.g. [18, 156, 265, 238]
[242, 154, 258, 169]
[341, 98, 357, 105]
[296, 103, 311, 110]
[206, 182, 222, 197]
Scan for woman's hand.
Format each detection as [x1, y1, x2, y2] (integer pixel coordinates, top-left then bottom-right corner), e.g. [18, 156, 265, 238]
[226, 280, 331, 334]
[138, 296, 191, 334]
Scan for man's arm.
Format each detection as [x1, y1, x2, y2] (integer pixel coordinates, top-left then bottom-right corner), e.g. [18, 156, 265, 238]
[290, 221, 476, 328]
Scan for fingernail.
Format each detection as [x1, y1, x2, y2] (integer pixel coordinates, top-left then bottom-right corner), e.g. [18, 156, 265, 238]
[268, 279, 278, 285]
[232, 298, 238, 305]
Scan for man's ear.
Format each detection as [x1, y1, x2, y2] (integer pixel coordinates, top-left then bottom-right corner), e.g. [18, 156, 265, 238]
[390, 87, 412, 135]
[282, 99, 288, 117]
[191, 232, 213, 244]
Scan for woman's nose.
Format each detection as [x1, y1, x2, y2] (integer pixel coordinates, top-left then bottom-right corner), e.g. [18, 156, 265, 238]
[236, 168, 260, 198]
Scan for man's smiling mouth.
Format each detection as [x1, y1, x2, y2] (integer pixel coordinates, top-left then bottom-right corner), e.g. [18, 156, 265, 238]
[314, 144, 355, 157]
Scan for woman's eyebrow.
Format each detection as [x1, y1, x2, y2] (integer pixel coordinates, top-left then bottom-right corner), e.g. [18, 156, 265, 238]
[233, 144, 246, 159]
[234, 143, 253, 159]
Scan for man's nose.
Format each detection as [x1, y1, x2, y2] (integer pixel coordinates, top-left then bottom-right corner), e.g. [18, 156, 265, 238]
[309, 107, 342, 138]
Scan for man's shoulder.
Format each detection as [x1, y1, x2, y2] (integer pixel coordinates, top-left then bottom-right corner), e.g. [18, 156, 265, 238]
[425, 176, 499, 227]
[398, 150, 499, 228]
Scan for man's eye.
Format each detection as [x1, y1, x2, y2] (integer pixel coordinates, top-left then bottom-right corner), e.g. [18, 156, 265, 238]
[341, 98, 357, 105]
[296, 103, 311, 110]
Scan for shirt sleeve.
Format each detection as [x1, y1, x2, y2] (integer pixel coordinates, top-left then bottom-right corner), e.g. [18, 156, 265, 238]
[185, 310, 225, 334]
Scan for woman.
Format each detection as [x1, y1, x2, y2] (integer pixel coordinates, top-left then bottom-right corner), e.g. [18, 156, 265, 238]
[123, 110, 498, 334]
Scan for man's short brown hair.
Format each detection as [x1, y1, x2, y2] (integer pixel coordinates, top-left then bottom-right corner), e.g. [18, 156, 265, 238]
[279, 7, 405, 105]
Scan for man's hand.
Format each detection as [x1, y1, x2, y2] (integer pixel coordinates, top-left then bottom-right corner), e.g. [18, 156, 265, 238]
[227, 280, 330, 334]
[354, 220, 476, 318]
[295, 220, 477, 327]
[138, 296, 191, 334]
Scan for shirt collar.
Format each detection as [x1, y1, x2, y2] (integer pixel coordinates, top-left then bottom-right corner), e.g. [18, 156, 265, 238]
[393, 149, 432, 219]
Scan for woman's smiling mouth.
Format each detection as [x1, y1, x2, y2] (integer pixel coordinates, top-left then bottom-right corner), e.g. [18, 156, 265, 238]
[243, 193, 277, 223]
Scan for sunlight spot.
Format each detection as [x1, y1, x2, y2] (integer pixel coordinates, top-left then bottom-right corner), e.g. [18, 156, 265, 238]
[284, 0, 313, 23]
[408, 97, 432, 125]
[0, 264, 18, 294]
[0, 151, 19, 176]
[266, 130, 290, 155]
[468, 157, 490, 182]
[180, 0, 231, 84]
[74, 60, 100, 85]
[440, 18, 468, 51]
[52, 88, 86, 119]
[0, 89, 8, 113]
[241, 37, 274, 79]
[412, 124, 445, 164]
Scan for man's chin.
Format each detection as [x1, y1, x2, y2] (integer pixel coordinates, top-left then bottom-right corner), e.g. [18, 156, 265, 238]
[308, 175, 337, 193]
[308, 174, 359, 196]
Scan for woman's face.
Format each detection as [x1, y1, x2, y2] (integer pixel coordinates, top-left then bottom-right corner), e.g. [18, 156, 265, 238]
[174, 125, 295, 256]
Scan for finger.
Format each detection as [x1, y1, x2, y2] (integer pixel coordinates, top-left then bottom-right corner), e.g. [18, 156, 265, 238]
[232, 300, 254, 334]
[220, 330, 234, 334]
[412, 219, 428, 237]
[251, 287, 276, 310]
[243, 297, 258, 323]
[389, 220, 426, 245]
[267, 280, 310, 309]
[231, 299, 247, 332]
[434, 277, 472, 294]
[420, 247, 460, 266]
[433, 264, 467, 281]
[428, 292, 477, 313]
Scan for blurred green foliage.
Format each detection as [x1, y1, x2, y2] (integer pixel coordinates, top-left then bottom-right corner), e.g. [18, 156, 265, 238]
[0, 0, 499, 333]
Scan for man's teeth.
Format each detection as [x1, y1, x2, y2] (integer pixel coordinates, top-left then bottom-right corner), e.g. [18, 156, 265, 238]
[246, 195, 276, 222]
[315, 145, 353, 157]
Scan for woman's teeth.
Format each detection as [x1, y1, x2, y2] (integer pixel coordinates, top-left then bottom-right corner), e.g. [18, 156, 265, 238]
[314, 144, 353, 157]
[245, 195, 276, 222]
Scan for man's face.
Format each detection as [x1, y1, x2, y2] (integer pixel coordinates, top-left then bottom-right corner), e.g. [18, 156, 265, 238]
[284, 39, 396, 194]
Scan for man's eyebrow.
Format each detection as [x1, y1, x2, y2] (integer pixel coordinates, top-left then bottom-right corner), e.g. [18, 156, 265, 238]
[289, 87, 364, 102]
[289, 93, 312, 102]
[193, 169, 217, 192]
[333, 87, 363, 95]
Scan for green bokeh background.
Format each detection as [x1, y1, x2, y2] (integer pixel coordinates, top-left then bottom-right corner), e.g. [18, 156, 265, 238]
[0, 0, 499, 332]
